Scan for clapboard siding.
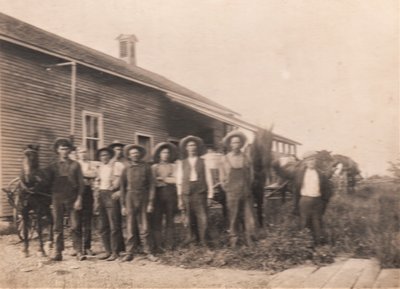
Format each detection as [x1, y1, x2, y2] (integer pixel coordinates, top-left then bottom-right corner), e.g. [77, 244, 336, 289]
[0, 42, 71, 216]
[0, 40, 227, 216]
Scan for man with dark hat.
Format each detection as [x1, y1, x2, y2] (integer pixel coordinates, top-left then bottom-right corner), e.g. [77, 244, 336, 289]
[220, 130, 256, 247]
[46, 138, 85, 261]
[176, 135, 213, 247]
[120, 144, 157, 262]
[94, 147, 125, 261]
[109, 140, 126, 165]
[150, 142, 178, 252]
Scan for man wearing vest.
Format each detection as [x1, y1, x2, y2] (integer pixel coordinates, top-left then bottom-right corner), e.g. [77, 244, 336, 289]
[176, 136, 213, 247]
[94, 147, 125, 261]
[220, 131, 256, 247]
[120, 144, 157, 262]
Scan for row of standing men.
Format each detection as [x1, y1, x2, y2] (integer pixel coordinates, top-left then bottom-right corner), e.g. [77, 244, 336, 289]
[47, 131, 256, 262]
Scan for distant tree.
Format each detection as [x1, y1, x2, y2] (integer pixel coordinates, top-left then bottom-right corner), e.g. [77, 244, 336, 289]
[387, 159, 400, 182]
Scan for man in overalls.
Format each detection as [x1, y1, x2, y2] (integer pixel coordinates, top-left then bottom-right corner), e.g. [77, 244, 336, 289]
[47, 138, 85, 261]
[176, 136, 213, 247]
[220, 131, 256, 247]
[120, 144, 157, 262]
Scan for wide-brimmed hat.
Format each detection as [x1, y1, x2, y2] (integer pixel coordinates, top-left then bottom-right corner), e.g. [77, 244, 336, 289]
[108, 140, 125, 150]
[123, 144, 147, 160]
[96, 147, 115, 160]
[222, 130, 247, 149]
[302, 150, 318, 160]
[23, 144, 40, 154]
[179, 135, 205, 158]
[152, 142, 178, 163]
[53, 138, 73, 152]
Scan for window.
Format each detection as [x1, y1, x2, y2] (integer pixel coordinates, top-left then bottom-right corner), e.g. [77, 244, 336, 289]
[136, 133, 153, 162]
[82, 111, 103, 160]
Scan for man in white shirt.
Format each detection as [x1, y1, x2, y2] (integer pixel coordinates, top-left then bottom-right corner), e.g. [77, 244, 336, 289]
[273, 151, 334, 246]
[176, 136, 213, 247]
[94, 147, 125, 261]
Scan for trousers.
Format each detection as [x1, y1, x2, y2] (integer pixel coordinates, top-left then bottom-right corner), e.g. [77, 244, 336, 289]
[98, 190, 124, 254]
[182, 182, 208, 246]
[125, 195, 151, 255]
[52, 193, 82, 254]
[152, 185, 177, 250]
[81, 185, 93, 250]
[299, 196, 324, 245]
[225, 167, 256, 247]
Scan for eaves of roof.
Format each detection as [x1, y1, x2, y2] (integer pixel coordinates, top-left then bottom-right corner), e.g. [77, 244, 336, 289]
[0, 12, 238, 116]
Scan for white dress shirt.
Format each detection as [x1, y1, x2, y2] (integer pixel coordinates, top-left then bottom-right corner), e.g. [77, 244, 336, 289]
[301, 168, 321, 197]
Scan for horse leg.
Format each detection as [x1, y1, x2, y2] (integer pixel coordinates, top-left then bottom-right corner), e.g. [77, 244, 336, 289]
[21, 208, 30, 257]
[256, 191, 264, 228]
[46, 207, 54, 250]
[36, 210, 46, 257]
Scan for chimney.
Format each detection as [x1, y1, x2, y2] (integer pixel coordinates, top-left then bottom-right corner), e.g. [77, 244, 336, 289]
[116, 34, 138, 65]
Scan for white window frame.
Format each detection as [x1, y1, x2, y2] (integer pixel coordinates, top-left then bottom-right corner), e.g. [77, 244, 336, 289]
[135, 132, 154, 149]
[82, 110, 104, 149]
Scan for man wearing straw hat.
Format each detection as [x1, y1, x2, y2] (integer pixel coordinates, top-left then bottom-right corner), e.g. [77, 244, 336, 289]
[93, 147, 125, 261]
[120, 144, 157, 262]
[47, 138, 85, 261]
[150, 142, 178, 252]
[176, 135, 213, 247]
[220, 130, 256, 247]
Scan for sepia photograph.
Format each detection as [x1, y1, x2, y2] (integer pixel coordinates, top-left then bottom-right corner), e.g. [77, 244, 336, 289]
[0, 0, 398, 288]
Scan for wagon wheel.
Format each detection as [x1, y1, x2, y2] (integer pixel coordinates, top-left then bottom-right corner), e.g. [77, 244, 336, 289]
[3, 177, 21, 225]
[16, 212, 36, 241]
[2, 178, 36, 241]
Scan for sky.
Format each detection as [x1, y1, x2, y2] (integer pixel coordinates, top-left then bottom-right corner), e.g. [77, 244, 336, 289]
[1, 0, 398, 176]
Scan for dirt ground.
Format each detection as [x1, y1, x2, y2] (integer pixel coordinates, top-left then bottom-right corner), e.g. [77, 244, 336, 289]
[0, 234, 275, 288]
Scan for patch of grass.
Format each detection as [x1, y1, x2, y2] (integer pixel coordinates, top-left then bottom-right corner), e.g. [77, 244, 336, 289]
[325, 182, 400, 268]
[160, 203, 334, 272]
[160, 181, 399, 271]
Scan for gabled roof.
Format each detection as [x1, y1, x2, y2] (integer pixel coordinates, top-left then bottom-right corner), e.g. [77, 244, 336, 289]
[0, 12, 237, 116]
[0, 12, 301, 146]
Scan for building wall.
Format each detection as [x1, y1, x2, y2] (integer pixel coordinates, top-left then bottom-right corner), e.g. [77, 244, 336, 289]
[166, 102, 227, 149]
[0, 41, 227, 216]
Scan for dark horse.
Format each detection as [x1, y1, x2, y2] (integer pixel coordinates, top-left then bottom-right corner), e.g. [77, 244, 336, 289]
[248, 128, 274, 227]
[18, 145, 53, 257]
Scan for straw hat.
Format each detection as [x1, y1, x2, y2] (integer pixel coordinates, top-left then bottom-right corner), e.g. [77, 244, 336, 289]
[222, 130, 247, 149]
[108, 140, 125, 150]
[179, 135, 205, 158]
[302, 150, 318, 160]
[123, 144, 147, 160]
[152, 142, 178, 163]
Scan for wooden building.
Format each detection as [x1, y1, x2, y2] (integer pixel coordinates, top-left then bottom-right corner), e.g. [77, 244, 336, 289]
[0, 13, 299, 217]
